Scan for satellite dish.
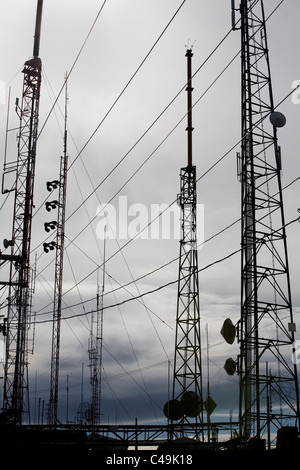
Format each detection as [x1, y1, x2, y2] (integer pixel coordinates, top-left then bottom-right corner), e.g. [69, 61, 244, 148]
[163, 399, 183, 421]
[224, 357, 236, 376]
[181, 391, 202, 418]
[270, 111, 286, 128]
[220, 318, 236, 344]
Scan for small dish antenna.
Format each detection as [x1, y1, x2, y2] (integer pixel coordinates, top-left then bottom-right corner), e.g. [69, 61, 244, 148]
[3, 239, 14, 249]
[220, 318, 236, 344]
[270, 111, 286, 128]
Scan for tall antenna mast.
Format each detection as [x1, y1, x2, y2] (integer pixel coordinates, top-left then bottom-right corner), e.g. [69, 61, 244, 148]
[224, 0, 300, 448]
[186, 48, 193, 167]
[48, 73, 69, 425]
[164, 48, 203, 440]
[89, 231, 106, 426]
[0, 0, 43, 424]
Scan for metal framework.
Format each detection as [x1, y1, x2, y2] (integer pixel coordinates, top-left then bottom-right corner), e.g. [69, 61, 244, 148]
[47, 78, 69, 425]
[88, 239, 105, 427]
[236, 0, 300, 444]
[0, 421, 240, 452]
[0, 0, 43, 424]
[165, 49, 203, 439]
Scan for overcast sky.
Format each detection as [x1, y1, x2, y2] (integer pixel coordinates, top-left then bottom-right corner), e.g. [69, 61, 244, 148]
[1, 0, 300, 430]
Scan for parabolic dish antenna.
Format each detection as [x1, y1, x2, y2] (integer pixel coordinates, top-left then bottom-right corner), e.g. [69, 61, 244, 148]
[270, 111, 286, 128]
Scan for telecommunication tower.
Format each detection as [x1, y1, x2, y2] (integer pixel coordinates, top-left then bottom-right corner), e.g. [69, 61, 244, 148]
[226, 0, 300, 447]
[0, 0, 43, 424]
[88, 238, 106, 427]
[47, 76, 69, 425]
[164, 49, 203, 439]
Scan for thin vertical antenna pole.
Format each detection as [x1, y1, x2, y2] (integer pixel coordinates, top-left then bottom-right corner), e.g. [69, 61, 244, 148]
[81, 363, 84, 405]
[66, 374, 69, 424]
[186, 49, 193, 167]
[206, 324, 210, 443]
[102, 229, 106, 293]
[33, 0, 43, 58]
[99, 232, 106, 421]
[231, 0, 237, 30]
[3, 87, 11, 172]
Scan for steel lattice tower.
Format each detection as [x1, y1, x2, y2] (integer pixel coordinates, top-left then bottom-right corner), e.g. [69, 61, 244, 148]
[164, 49, 203, 439]
[233, 0, 300, 446]
[47, 77, 68, 425]
[0, 0, 43, 424]
[88, 256, 105, 427]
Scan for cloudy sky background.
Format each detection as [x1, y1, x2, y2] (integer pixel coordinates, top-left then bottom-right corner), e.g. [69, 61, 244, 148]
[0, 0, 300, 429]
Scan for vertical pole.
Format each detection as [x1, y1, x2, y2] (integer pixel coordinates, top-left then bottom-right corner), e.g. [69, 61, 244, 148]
[206, 324, 210, 444]
[33, 0, 43, 58]
[186, 49, 193, 167]
[66, 374, 69, 424]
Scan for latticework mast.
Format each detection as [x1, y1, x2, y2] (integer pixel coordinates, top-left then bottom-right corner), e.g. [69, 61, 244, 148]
[48, 77, 68, 425]
[236, 0, 300, 444]
[164, 49, 203, 440]
[1, 0, 43, 424]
